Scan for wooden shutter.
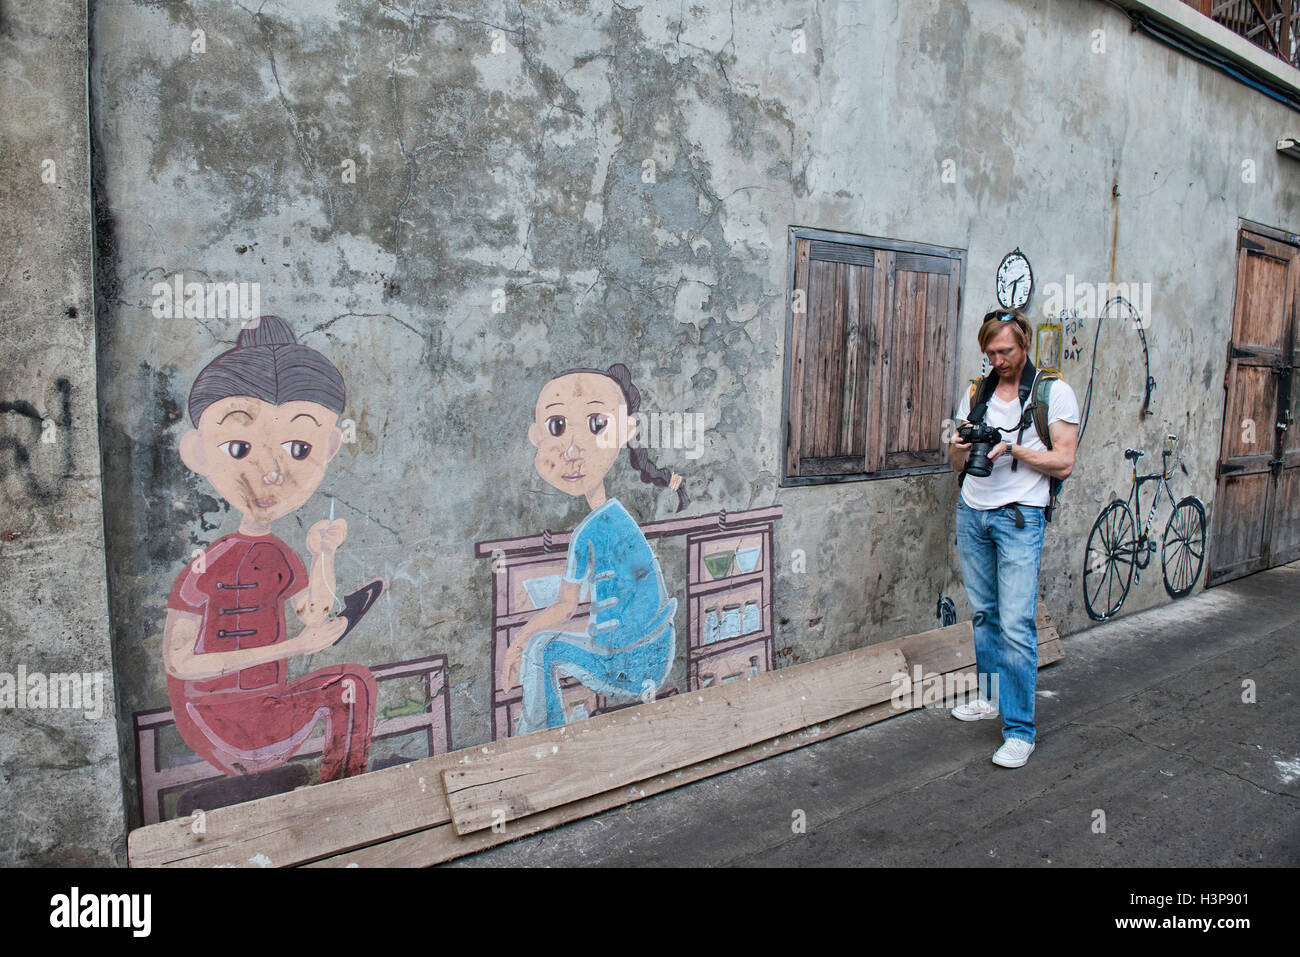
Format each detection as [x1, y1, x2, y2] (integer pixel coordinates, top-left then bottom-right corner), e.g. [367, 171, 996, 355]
[874, 251, 961, 471]
[785, 233, 962, 481]
[786, 238, 876, 476]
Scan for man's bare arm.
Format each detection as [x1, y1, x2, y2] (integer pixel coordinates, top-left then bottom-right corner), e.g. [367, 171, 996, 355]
[1001, 420, 1078, 480]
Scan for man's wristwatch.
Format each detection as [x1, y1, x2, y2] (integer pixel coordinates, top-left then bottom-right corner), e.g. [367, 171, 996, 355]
[1005, 440, 1015, 458]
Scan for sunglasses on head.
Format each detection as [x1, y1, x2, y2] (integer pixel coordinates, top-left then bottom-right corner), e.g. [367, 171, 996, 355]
[982, 310, 1018, 324]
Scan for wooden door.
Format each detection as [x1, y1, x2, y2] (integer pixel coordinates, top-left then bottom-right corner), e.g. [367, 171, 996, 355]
[1208, 229, 1300, 585]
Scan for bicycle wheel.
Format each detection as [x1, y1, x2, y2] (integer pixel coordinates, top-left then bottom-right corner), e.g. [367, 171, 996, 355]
[1162, 495, 1206, 599]
[1083, 500, 1137, 621]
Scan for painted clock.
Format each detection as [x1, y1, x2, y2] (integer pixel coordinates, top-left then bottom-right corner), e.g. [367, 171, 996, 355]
[996, 248, 1033, 310]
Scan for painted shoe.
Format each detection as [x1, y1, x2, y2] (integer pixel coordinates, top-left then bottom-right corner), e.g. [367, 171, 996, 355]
[338, 579, 386, 642]
[992, 738, 1035, 768]
[950, 699, 999, 721]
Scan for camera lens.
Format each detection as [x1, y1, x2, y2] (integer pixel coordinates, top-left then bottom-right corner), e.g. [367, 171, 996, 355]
[961, 425, 998, 479]
[965, 444, 994, 477]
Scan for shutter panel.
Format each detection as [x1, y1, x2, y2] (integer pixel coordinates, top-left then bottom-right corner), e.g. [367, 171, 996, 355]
[787, 239, 876, 476]
[881, 252, 960, 470]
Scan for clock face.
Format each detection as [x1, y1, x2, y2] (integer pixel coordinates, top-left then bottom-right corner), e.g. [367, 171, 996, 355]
[996, 250, 1033, 309]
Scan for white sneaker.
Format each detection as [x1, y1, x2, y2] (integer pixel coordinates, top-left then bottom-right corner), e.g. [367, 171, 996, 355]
[950, 699, 999, 721]
[992, 738, 1035, 768]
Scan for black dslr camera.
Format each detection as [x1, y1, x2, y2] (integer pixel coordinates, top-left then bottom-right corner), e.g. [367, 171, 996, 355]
[957, 422, 1003, 478]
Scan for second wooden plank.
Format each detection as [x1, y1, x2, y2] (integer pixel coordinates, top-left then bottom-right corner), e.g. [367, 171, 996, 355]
[442, 644, 909, 835]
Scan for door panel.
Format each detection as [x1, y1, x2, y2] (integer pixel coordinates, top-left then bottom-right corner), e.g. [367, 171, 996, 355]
[1271, 468, 1300, 563]
[1274, 289, 1300, 565]
[802, 258, 845, 458]
[1211, 473, 1272, 580]
[1221, 364, 1278, 460]
[841, 264, 872, 457]
[886, 269, 924, 457]
[1237, 251, 1289, 352]
[882, 253, 955, 469]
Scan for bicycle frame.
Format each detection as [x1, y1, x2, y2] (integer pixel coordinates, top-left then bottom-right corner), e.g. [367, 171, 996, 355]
[1128, 450, 1180, 541]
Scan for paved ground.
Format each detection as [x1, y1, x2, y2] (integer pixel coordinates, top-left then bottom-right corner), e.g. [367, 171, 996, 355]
[451, 563, 1300, 867]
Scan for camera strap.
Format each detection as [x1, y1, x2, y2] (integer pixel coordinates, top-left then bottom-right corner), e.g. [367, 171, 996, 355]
[968, 360, 1037, 428]
[1010, 364, 1039, 473]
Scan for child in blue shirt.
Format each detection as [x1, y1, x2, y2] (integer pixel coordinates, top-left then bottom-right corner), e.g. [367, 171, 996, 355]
[503, 365, 687, 734]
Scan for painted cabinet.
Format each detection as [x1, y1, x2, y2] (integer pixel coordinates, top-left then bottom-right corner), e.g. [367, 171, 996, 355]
[686, 514, 778, 689]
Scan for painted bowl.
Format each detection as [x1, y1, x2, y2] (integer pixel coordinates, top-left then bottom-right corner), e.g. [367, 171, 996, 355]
[703, 550, 735, 580]
[523, 575, 562, 609]
[734, 546, 761, 573]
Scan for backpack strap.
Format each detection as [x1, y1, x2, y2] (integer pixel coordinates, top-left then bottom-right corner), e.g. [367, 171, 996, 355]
[957, 377, 992, 488]
[965, 362, 1035, 478]
[966, 373, 998, 426]
[1029, 372, 1059, 451]
[1008, 361, 1039, 472]
[966, 364, 1066, 522]
[1021, 371, 1063, 521]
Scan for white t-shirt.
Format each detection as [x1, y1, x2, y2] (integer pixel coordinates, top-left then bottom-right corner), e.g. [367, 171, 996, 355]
[955, 377, 1079, 510]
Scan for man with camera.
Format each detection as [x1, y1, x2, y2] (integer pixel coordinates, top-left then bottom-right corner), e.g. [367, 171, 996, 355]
[948, 309, 1079, 768]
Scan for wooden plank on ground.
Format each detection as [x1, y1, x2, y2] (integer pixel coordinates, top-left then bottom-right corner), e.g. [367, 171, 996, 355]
[442, 614, 1061, 836]
[130, 635, 907, 867]
[894, 608, 1056, 675]
[441, 644, 910, 835]
[129, 611, 1065, 867]
[310, 625, 1065, 868]
[308, 692, 906, 867]
[1038, 637, 1064, 666]
[127, 739, 494, 869]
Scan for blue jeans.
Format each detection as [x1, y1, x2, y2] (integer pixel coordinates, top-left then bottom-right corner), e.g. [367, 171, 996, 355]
[955, 498, 1045, 744]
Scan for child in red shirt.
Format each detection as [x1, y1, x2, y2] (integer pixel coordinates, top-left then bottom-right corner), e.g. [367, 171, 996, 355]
[163, 316, 378, 782]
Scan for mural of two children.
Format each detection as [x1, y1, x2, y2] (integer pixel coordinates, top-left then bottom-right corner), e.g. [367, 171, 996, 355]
[162, 316, 683, 784]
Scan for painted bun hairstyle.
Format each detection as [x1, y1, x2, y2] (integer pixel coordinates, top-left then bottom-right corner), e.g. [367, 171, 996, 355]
[556, 363, 691, 513]
[188, 315, 345, 427]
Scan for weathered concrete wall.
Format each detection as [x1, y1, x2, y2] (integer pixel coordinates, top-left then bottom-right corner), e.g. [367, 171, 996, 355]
[0, 0, 125, 865]
[76, 0, 1300, 835]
